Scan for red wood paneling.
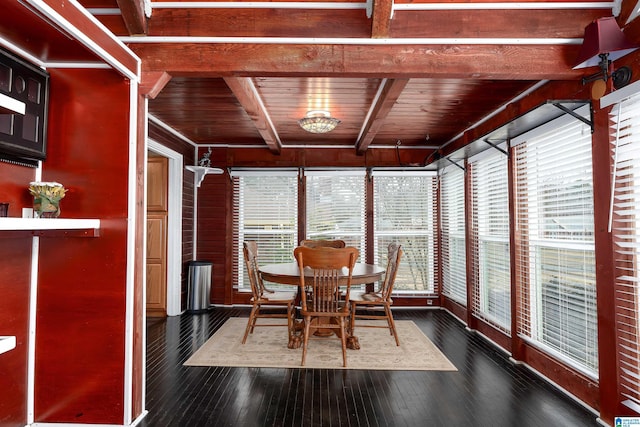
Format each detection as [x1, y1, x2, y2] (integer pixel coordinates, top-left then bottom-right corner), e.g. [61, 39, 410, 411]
[0, 163, 36, 427]
[196, 149, 229, 304]
[591, 104, 619, 424]
[132, 94, 147, 421]
[0, 236, 33, 427]
[34, 67, 130, 424]
[521, 341, 599, 410]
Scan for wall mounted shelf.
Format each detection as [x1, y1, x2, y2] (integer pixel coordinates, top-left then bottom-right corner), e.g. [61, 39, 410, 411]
[185, 165, 224, 188]
[0, 336, 16, 355]
[0, 218, 101, 237]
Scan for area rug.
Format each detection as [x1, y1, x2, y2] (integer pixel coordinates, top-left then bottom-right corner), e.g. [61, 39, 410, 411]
[184, 317, 457, 371]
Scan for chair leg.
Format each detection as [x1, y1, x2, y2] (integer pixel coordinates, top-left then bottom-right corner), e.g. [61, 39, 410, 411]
[242, 304, 259, 344]
[385, 305, 400, 346]
[301, 316, 311, 366]
[349, 302, 356, 336]
[286, 303, 293, 340]
[339, 317, 347, 367]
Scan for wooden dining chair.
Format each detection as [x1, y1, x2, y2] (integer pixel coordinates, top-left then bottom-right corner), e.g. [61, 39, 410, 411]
[293, 245, 359, 367]
[242, 241, 297, 344]
[349, 242, 403, 346]
[300, 239, 346, 248]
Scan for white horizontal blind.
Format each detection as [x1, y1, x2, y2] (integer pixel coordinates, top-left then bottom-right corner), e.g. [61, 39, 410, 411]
[513, 117, 597, 374]
[440, 166, 467, 304]
[470, 150, 511, 332]
[373, 173, 437, 293]
[233, 173, 298, 290]
[305, 171, 366, 257]
[610, 93, 640, 412]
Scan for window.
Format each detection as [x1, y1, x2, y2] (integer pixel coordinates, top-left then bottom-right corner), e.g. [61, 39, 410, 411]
[609, 92, 640, 412]
[232, 170, 298, 290]
[513, 109, 597, 375]
[470, 148, 511, 332]
[305, 170, 366, 255]
[373, 171, 438, 293]
[440, 165, 467, 304]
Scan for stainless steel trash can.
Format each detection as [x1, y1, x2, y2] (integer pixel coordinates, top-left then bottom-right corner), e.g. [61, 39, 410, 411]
[187, 260, 212, 312]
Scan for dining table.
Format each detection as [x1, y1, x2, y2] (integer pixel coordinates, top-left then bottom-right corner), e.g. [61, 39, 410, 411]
[259, 262, 385, 349]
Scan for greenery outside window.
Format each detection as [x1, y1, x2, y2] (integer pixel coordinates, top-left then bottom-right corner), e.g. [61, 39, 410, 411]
[232, 170, 298, 290]
[441, 165, 467, 304]
[372, 171, 437, 293]
[513, 108, 598, 375]
[470, 148, 511, 332]
[304, 170, 366, 256]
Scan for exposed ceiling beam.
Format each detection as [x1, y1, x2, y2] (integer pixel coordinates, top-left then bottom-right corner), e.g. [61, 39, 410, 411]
[370, 0, 393, 38]
[141, 71, 172, 99]
[130, 43, 584, 80]
[356, 78, 409, 154]
[223, 77, 283, 154]
[116, 0, 148, 35]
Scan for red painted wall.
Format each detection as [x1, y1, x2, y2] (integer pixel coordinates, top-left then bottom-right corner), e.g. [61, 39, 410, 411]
[31, 68, 131, 424]
[0, 164, 36, 427]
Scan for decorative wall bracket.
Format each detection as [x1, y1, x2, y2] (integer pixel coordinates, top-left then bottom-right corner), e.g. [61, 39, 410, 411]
[186, 165, 224, 188]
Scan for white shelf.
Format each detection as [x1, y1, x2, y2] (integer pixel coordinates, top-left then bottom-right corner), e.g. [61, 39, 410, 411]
[0, 336, 16, 355]
[0, 218, 100, 231]
[185, 165, 224, 188]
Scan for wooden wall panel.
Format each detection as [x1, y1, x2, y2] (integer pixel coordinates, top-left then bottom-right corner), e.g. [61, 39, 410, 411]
[0, 236, 33, 427]
[0, 155, 37, 426]
[132, 91, 147, 422]
[34, 67, 130, 424]
[196, 170, 229, 305]
[181, 169, 195, 309]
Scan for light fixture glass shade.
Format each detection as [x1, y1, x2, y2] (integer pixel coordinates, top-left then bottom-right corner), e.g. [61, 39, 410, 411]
[298, 110, 341, 133]
[574, 17, 639, 69]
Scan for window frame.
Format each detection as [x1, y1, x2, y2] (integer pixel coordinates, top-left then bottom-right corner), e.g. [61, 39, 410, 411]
[512, 107, 598, 376]
[372, 170, 438, 294]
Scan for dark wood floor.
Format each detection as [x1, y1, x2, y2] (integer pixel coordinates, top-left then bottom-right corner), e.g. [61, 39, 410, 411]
[140, 307, 600, 427]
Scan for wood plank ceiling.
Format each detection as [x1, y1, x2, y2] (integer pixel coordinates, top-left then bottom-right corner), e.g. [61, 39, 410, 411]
[72, 1, 624, 158]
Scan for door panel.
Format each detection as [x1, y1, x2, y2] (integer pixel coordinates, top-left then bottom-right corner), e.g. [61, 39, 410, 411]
[146, 156, 168, 317]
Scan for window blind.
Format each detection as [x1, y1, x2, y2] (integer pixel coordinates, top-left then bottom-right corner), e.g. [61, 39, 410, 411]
[440, 165, 467, 304]
[305, 170, 366, 257]
[610, 93, 640, 412]
[373, 172, 437, 293]
[470, 149, 511, 332]
[513, 115, 597, 375]
[232, 172, 298, 290]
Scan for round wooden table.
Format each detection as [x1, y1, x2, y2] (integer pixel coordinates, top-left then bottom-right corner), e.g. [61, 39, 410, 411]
[259, 262, 385, 349]
[259, 262, 385, 286]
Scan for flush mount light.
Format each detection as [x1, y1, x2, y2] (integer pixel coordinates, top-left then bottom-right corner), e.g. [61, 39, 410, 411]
[298, 110, 341, 134]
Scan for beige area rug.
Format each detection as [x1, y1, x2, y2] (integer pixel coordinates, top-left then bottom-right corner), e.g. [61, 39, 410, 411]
[184, 317, 457, 371]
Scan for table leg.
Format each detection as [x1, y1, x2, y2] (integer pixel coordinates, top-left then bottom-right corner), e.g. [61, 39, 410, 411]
[288, 319, 304, 349]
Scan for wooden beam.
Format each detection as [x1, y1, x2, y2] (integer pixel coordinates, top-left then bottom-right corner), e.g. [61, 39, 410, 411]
[130, 43, 584, 80]
[140, 71, 172, 99]
[18, 0, 140, 77]
[223, 77, 282, 154]
[116, 0, 148, 36]
[371, 0, 393, 39]
[356, 78, 409, 154]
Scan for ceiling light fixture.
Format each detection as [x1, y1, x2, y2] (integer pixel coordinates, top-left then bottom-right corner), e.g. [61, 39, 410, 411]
[573, 16, 639, 94]
[298, 110, 341, 134]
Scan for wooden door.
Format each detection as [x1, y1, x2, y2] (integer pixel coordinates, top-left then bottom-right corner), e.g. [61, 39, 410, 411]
[146, 156, 168, 317]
